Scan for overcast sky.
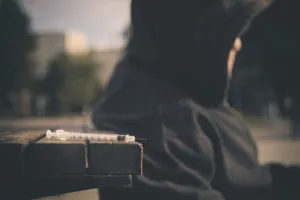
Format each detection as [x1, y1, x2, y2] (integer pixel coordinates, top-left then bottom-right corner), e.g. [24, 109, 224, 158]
[22, 0, 131, 47]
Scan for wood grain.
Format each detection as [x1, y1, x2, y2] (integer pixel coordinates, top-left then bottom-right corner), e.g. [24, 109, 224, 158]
[88, 141, 143, 175]
[25, 137, 86, 176]
[0, 131, 45, 180]
[0, 129, 143, 198]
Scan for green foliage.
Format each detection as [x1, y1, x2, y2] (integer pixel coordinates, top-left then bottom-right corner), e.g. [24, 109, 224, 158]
[42, 52, 102, 114]
[16, 34, 37, 91]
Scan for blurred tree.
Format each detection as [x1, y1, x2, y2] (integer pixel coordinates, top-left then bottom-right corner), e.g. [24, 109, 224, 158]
[0, 0, 35, 113]
[42, 52, 102, 115]
[42, 53, 67, 115]
[16, 34, 36, 91]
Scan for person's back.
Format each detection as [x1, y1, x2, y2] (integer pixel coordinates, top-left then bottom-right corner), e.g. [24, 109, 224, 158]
[92, 0, 300, 200]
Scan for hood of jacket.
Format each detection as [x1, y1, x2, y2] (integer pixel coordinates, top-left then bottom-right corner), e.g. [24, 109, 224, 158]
[125, 0, 273, 107]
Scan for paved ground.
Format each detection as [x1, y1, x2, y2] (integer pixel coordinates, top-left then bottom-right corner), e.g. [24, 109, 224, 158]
[1, 116, 299, 200]
[250, 119, 300, 164]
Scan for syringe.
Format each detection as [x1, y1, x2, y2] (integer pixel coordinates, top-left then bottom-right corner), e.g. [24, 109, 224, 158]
[46, 129, 136, 142]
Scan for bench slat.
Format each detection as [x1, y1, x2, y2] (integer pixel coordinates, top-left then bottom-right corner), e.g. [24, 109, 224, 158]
[0, 131, 45, 179]
[0, 129, 143, 198]
[88, 141, 143, 175]
[25, 137, 87, 176]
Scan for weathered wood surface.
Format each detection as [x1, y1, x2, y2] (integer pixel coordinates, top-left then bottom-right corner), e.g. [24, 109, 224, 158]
[25, 138, 87, 176]
[88, 141, 143, 175]
[0, 128, 143, 199]
[0, 130, 45, 180]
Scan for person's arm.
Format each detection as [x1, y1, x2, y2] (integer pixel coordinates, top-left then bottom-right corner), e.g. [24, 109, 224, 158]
[136, 132, 226, 200]
[131, 104, 228, 200]
[93, 103, 228, 200]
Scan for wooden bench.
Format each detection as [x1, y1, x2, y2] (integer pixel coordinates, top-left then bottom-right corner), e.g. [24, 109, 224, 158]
[0, 129, 143, 199]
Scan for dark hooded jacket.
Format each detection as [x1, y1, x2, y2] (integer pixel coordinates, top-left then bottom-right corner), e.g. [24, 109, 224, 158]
[92, 0, 300, 200]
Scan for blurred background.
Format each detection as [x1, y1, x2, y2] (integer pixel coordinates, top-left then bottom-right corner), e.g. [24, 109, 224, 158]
[0, 0, 130, 120]
[0, 0, 300, 199]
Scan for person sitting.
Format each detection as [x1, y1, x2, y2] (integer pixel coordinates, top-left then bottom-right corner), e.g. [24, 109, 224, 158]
[92, 0, 300, 199]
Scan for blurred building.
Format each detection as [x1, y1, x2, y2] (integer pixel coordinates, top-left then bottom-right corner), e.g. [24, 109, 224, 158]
[30, 30, 89, 79]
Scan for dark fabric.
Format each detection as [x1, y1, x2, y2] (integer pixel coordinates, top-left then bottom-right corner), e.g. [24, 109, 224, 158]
[92, 0, 300, 200]
[93, 64, 300, 200]
[125, 0, 274, 107]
